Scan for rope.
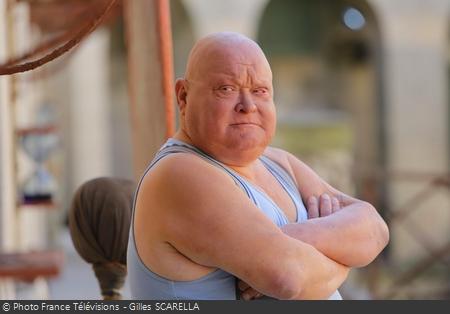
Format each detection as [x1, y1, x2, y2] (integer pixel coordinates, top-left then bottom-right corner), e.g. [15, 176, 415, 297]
[0, 0, 118, 75]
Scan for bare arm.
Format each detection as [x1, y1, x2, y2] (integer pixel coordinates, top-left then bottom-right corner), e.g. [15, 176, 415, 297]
[282, 151, 390, 267]
[137, 153, 349, 299]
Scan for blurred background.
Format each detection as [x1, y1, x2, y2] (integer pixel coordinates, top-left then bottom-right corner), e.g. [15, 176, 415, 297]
[0, 0, 449, 300]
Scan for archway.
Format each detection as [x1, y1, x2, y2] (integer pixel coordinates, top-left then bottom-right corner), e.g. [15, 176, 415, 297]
[445, 0, 450, 180]
[170, 0, 195, 79]
[258, 0, 385, 211]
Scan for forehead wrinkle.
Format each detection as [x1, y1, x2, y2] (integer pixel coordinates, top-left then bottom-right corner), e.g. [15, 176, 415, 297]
[208, 64, 272, 88]
[213, 66, 257, 86]
[185, 33, 273, 84]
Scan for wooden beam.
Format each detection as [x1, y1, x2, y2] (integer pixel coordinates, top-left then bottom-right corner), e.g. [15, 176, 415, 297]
[0, 250, 64, 282]
[124, 0, 175, 180]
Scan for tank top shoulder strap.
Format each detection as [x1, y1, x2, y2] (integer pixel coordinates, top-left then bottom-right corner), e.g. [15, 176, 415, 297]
[152, 139, 258, 204]
[259, 154, 309, 222]
[259, 154, 301, 200]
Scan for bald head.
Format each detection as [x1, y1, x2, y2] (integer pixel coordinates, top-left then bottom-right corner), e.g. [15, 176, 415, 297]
[184, 32, 272, 81]
[174, 32, 276, 166]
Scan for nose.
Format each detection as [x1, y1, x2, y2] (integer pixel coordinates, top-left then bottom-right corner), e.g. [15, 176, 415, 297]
[234, 90, 257, 113]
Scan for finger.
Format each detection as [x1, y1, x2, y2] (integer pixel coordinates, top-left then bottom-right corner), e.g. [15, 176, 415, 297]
[319, 193, 332, 217]
[331, 196, 341, 213]
[241, 288, 261, 301]
[238, 280, 249, 291]
[307, 196, 319, 219]
[254, 292, 264, 299]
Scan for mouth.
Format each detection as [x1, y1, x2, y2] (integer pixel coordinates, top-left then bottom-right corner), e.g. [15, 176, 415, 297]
[230, 122, 260, 127]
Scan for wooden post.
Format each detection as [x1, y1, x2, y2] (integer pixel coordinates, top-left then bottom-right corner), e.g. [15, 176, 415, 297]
[0, 0, 17, 252]
[0, 0, 17, 299]
[124, 0, 175, 180]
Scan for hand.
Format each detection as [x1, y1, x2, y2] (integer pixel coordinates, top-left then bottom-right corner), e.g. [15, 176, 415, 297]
[307, 193, 341, 219]
[238, 280, 264, 300]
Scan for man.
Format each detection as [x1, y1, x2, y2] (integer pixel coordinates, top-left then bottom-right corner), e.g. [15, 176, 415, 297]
[127, 32, 389, 300]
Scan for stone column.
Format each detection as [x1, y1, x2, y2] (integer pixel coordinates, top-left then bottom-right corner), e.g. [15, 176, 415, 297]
[181, 0, 270, 39]
[0, 0, 16, 299]
[371, 0, 450, 264]
[67, 29, 112, 192]
[0, 0, 16, 252]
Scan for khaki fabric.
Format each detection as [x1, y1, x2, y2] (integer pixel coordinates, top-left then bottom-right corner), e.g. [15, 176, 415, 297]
[69, 177, 136, 299]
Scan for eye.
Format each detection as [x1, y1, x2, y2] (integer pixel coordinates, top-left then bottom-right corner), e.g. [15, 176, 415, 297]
[253, 87, 269, 95]
[219, 85, 235, 92]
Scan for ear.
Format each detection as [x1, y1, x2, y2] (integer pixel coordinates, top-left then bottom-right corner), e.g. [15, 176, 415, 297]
[175, 78, 188, 114]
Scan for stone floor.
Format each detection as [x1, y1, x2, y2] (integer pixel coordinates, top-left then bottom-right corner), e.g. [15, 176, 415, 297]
[16, 227, 131, 300]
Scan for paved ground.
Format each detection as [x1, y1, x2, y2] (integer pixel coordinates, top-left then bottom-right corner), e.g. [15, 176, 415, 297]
[16, 228, 131, 300]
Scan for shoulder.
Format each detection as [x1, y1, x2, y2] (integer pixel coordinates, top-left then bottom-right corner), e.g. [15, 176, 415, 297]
[263, 146, 315, 186]
[263, 146, 297, 180]
[264, 146, 315, 174]
[138, 152, 237, 200]
[134, 152, 259, 243]
[264, 146, 331, 199]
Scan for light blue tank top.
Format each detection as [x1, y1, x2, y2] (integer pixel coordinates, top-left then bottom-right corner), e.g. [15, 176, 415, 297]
[127, 138, 342, 300]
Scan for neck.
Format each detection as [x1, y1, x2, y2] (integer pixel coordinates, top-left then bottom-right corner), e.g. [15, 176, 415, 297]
[173, 129, 195, 146]
[173, 129, 260, 179]
[228, 163, 260, 181]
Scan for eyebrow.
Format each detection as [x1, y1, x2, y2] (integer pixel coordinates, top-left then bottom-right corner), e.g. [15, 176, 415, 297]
[198, 66, 272, 87]
[212, 78, 272, 87]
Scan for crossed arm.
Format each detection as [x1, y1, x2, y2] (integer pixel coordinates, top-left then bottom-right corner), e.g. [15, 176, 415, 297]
[239, 150, 390, 299]
[283, 151, 389, 268]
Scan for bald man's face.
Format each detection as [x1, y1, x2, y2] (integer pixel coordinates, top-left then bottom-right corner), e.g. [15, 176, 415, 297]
[175, 40, 276, 165]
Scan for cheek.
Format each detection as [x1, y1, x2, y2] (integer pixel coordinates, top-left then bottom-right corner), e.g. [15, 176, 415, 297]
[186, 102, 226, 134]
[262, 104, 277, 131]
[267, 115, 276, 134]
[205, 101, 232, 123]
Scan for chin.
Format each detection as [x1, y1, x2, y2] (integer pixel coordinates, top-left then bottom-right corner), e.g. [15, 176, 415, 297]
[223, 136, 268, 161]
[227, 132, 261, 147]
[196, 132, 271, 164]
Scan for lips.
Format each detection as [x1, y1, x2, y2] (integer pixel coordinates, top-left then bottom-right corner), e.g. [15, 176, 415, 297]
[230, 122, 260, 126]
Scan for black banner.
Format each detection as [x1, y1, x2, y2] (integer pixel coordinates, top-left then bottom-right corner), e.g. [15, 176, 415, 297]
[0, 300, 448, 314]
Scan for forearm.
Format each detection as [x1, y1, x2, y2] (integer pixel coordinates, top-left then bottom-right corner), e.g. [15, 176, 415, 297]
[282, 202, 389, 267]
[236, 233, 350, 300]
[255, 232, 349, 300]
[291, 245, 349, 299]
[238, 248, 349, 300]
